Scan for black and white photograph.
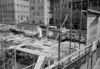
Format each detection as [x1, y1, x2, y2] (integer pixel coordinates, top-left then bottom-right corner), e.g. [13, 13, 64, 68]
[0, 0, 100, 69]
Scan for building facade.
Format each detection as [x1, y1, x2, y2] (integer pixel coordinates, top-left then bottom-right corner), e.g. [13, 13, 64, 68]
[88, 0, 100, 11]
[29, 0, 51, 26]
[49, 0, 87, 27]
[14, 0, 30, 23]
[0, 0, 30, 24]
[50, 0, 69, 26]
[71, 0, 87, 10]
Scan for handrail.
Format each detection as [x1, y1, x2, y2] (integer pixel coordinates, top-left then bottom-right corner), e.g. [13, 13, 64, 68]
[22, 64, 35, 69]
[45, 44, 91, 69]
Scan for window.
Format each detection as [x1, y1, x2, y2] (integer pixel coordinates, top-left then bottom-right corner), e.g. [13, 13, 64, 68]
[27, 16, 28, 20]
[56, 19, 57, 22]
[41, 6, 43, 9]
[38, 6, 43, 10]
[31, 7, 34, 10]
[17, 4, 19, 8]
[21, 16, 23, 20]
[37, 12, 39, 16]
[39, 20, 42, 23]
[32, 20, 35, 23]
[33, 13, 35, 16]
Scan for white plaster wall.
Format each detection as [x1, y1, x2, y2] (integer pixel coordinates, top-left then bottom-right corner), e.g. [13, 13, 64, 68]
[44, 0, 51, 25]
[14, 0, 30, 23]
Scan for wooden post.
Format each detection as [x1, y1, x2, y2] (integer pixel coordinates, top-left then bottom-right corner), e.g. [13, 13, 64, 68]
[14, 48, 17, 69]
[1, 40, 6, 69]
[58, 0, 61, 62]
[78, 0, 83, 68]
[69, 0, 73, 55]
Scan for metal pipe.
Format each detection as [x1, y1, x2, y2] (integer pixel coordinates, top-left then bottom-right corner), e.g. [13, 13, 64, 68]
[69, 0, 73, 55]
[79, 0, 83, 56]
[78, 0, 83, 68]
[58, 0, 61, 62]
[87, 53, 89, 69]
[91, 52, 93, 69]
[14, 48, 17, 69]
[54, 0, 55, 26]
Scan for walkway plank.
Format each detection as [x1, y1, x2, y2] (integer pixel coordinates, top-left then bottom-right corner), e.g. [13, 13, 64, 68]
[34, 56, 46, 69]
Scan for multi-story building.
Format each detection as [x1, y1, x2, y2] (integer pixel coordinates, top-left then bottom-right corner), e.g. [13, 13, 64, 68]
[0, 0, 30, 24]
[71, 0, 87, 10]
[29, 0, 51, 26]
[50, 0, 69, 26]
[88, 0, 100, 11]
[49, 0, 88, 27]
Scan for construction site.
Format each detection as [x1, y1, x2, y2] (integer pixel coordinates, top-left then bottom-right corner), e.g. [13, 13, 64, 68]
[0, 0, 100, 69]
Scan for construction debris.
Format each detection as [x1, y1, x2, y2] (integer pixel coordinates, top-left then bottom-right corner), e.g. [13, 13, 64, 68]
[0, 24, 86, 69]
